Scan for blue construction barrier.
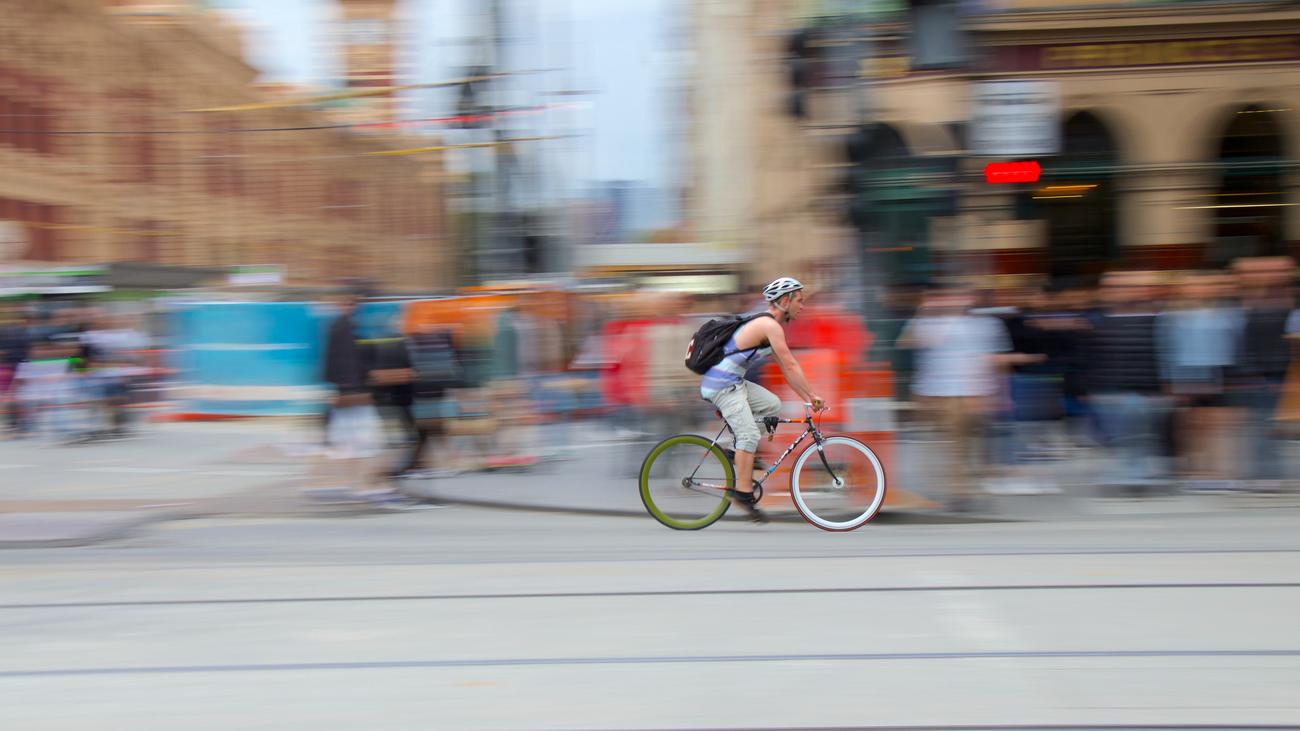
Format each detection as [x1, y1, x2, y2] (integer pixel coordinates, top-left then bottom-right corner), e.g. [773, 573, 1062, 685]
[354, 300, 404, 341]
[167, 302, 336, 416]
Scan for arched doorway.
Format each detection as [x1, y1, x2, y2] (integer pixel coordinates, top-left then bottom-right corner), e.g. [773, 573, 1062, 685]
[849, 122, 957, 287]
[846, 122, 960, 383]
[1034, 111, 1121, 281]
[1208, 105, 1290, 266]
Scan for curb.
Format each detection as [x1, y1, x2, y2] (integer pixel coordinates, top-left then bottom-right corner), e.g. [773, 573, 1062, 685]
[0, 509, 188, 550]
[417, 492, 1011, 525]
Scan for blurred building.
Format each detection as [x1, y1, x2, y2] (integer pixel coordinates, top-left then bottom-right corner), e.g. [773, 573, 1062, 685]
[0, 0, 451, 293]
[687, 0, 851, 289]
[691, 0, 1300, 288]
[333, 0, 410, 129]
[882, 0, 1300, 281]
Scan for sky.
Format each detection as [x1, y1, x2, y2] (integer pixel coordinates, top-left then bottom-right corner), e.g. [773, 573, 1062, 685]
[208, 0, 682, 200]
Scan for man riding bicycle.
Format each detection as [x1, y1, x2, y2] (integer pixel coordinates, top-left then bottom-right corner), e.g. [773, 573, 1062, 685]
[700, 277, 827, 522]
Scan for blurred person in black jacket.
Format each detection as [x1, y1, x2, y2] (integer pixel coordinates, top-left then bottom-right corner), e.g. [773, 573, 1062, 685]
[999, 285, 1076, 493]
[307, 287, 425, 509]
[0, 307, 32, 435]
[1086, 271, 1172, 493]
[400, 322, 465, 480]
[368, 331, 417, 448]
[1230, 257, 1296, 490]
[1033, 284, 1096, 446]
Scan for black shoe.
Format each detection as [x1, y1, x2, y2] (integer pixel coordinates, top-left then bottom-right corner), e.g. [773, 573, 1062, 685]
[731, 487, 768, 523]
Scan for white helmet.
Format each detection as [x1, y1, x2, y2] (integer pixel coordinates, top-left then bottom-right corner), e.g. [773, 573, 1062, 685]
[763, 276, 804, 303]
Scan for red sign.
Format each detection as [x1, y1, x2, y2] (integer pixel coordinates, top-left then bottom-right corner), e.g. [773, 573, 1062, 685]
[984, 161, 1041, 184]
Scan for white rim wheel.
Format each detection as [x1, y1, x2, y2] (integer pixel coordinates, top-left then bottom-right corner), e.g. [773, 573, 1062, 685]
[790, 436, 886, 531]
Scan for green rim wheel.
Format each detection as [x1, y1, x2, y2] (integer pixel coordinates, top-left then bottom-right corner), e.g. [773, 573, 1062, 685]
[639, 434, 734, 530]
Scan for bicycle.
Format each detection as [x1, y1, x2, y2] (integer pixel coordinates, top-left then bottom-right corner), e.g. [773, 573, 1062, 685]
[638, 403, 887, 531]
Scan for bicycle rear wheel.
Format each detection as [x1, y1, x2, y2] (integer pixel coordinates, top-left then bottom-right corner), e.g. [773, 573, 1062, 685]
[790, 436, 886, 531]
[639, 434, 734, 530]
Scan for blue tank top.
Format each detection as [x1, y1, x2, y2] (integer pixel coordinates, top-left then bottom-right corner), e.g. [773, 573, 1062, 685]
[699, 332, 773, 399]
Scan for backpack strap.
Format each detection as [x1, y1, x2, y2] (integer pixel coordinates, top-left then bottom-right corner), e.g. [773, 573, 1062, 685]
[737, 312, 776, 363]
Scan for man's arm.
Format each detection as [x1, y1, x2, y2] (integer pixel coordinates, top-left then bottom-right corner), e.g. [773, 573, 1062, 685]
[761, 319, 824, 409]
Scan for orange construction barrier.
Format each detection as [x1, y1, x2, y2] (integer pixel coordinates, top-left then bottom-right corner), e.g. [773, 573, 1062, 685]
[753, 335, 937, 513]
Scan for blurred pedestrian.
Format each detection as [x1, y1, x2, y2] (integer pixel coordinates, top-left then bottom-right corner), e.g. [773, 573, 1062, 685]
[898, 286, 1014, 510]
[366, 316, 419, 462]
[401, 321, 465, 479]
[1157, 273, 1244, 490]
[0, 307, 31, 437]
[998, 285, 1068, 493]
[13, 336, 82, 445]
[1230, 257, 1296, 491]
[83, 312, 148, 438]
[1086, 271, 1171, 494]
[304, 287, 424, 509]
[1039, 284, 1097, 446]
[645, 293, 700, 440]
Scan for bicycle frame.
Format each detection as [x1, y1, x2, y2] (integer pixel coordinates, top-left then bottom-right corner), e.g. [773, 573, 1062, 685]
[685, 404, 843, 494]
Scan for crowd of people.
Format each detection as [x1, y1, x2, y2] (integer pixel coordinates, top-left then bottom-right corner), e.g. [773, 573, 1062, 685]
[303, 286, 725, 506]
[897, 257, 1298, 509]
[0, 304, 154, 445]
[8, 257, 1295, 514]
[313, 258, 1300, 512]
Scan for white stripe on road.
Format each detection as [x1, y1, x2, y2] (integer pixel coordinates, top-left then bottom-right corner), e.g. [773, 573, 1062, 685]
[67, 466, 294, 477]
[202, 469, 295, 477]
[71, 467, 187, 474]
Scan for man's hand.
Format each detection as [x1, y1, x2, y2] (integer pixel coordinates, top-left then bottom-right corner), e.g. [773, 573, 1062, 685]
[335, 392, 371, 408]
[369, 368, 415, 386]
[810, 395, 827, 413]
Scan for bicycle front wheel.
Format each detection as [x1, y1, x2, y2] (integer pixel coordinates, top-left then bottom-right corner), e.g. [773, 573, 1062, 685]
[790, 436, 886, 531]
[639, 434, 734, 530]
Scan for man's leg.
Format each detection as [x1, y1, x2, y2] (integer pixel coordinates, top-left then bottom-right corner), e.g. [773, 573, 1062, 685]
[1242, 382, 1283, 484]
[948, 397, 977, 502]
[742, 380, 782, 475]
[710, 383, 765, 520]
[730, 380, 782, 486]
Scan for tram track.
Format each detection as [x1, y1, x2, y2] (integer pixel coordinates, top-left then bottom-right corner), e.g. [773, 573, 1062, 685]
[0, 580, 1295, 611]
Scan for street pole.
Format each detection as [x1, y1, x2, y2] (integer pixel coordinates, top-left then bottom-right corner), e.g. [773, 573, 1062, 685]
[490, 0, 512, 281]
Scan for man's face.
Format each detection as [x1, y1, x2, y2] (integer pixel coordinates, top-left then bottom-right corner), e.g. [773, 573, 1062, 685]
[783, 290, 807, 320]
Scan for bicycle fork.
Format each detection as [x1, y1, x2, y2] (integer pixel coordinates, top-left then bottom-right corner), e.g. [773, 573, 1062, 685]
[810, 431, 847, 488]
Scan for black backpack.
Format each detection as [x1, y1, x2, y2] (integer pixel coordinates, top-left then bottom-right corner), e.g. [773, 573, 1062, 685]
[409, 330, 464, 396]
[683, 312, 774, 375]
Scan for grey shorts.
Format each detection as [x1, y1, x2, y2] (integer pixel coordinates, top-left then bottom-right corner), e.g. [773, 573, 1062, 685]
[707, 380, 782, 453]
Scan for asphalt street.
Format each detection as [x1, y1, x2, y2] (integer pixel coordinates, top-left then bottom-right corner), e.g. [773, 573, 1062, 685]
[2, 503, 1298, 730]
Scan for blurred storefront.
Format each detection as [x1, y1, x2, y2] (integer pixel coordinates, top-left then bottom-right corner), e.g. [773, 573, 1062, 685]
[0, 0, 451, 294]
[704, 0, 1300, 290]
[962, 2, 1300, 278]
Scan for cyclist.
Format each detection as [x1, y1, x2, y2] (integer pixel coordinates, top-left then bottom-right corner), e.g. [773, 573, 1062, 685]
[700, 277, 827, 522]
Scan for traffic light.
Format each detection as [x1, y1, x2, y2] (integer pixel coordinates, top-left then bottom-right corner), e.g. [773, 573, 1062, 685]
[784, 27, 819, 119]
[841, 125, 875, 232]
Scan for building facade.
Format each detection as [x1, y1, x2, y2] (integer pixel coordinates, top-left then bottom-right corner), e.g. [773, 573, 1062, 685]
[690, 0, 1300, 289]
[687, 0, 852, 291]
[0, 0, 451, 293]
[873, 0, 1300, 281]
